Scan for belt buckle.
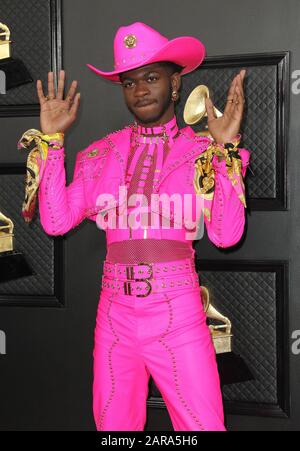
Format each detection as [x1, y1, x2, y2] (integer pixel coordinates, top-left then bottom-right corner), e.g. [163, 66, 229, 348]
[137, 280, 152, 297]
[123, 279, 152, 297]
[124, 262, 153, 298]
[125, 262, 153, 281]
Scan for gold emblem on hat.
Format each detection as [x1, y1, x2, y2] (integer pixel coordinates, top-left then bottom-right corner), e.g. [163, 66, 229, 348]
[124, 34, 137, 49]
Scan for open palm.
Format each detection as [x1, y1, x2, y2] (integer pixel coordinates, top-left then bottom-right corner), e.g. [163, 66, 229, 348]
[37, 70, 81, 134]
[205, 69, 246, 144]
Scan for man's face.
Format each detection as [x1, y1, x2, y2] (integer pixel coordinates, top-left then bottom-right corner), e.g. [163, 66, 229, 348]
[119, 62, 180, 126]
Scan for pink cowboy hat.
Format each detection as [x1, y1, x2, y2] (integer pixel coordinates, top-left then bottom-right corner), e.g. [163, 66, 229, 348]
[86, 22, 206, 83]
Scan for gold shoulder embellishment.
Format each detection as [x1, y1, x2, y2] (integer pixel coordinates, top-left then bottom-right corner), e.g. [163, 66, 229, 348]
[87, 148, 98, 158]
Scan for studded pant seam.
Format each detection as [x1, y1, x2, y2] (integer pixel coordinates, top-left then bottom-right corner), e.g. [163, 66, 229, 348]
[157, 292, 206, 431]
[97, 292, 120, 431]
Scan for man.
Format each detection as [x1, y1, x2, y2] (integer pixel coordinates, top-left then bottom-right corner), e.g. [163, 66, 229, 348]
[18, 22, 250, 431]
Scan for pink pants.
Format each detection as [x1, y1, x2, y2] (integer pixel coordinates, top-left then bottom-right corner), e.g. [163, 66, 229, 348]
[92, 268, 226, 431]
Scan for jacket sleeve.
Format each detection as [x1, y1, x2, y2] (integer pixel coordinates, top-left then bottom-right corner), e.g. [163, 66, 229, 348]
[38, 147, 87, 236]
[205, 147, 251, 248]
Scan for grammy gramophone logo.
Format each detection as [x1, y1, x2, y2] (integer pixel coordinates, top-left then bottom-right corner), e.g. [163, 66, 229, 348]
[0, 21, 33, 91]
[0, 209, 34, 283]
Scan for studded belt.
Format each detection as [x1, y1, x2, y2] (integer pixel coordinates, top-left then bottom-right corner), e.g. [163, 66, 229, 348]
[101, 257, 199, 297]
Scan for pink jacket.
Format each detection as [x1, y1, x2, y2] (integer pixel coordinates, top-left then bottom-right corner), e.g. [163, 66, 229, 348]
[38, 124, 251, 248]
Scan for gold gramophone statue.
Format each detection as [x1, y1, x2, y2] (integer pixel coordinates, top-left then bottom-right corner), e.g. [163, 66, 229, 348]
[200, 285, 232, 354]
[0, 209, 34, 283]
[0, 22, 11, 59]
[199, 284, 254, 386]
[0, 22, 33, 91]
[183, 85, 223, 136]
[0, 210, 14, 252]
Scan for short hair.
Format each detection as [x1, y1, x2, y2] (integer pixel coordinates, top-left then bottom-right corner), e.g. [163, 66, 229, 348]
[158, 61, 184, 74]
[119, 61, 183, 82]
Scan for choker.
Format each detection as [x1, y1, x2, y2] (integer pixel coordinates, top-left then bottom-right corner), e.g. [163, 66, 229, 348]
[131, 115, 179, 145]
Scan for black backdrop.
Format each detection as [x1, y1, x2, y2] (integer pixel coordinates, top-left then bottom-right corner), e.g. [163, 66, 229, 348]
[0, 0, 299, 431]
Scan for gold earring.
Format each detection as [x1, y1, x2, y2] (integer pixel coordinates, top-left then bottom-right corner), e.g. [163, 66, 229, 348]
[172, 90, 178, 102]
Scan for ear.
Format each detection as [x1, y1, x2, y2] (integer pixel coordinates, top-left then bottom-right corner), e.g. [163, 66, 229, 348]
[171, 72, 181, 92]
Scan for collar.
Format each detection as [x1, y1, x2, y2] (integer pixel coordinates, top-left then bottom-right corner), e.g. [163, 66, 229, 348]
[131, 115, 179, 145]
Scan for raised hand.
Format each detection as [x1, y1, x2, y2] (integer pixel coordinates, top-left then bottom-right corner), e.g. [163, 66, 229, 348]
[205, 69, 246, 144]
[37, 70, 81, 134]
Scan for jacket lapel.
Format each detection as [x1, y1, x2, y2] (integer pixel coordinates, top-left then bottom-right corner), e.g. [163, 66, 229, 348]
[153, 126, 212, 191]
[103, 126, 132, 184]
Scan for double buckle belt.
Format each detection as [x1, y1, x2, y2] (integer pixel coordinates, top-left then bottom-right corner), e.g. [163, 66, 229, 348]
[101, 258, 198, 298]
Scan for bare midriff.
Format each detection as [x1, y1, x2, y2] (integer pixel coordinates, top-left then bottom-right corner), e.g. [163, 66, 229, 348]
[106, 238, 194, 263]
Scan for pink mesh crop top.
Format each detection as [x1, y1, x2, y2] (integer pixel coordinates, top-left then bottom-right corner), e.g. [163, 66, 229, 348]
[106, 115, 195, 264]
